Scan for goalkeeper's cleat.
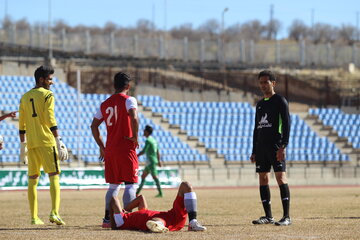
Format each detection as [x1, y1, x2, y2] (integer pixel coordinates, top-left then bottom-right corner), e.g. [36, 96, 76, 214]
[275, 216, 292, 226]
[188, 219, 207, 231]
[102, 218, 111, 228]
[146, 220, 169, 233]
[31, 218, 44, 225]
[49, 214, 66, 225]
[252, 216, 275, 224]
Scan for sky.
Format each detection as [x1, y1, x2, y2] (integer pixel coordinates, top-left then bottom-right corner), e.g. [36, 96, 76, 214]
[2, 0, 360, 38]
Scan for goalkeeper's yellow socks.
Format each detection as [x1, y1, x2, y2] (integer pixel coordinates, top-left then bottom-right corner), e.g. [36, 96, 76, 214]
[28, 178, 39, 220]
[49, 174, 60, 215]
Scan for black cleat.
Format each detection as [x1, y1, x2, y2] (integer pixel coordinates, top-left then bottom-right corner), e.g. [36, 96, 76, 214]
[275, 217, 292, 226]
[252, 216, 275, 224]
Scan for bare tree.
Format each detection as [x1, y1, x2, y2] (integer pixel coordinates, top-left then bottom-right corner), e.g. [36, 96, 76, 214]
[266, 19, 281, 40]
[71, 24, 89, 33]
[2, 16, 13, 29]
[198, 19, 220, 39]
[53, 20, 71, 33]
[15, 18, 30, 30]
[224, 23, 242, 41]
[170, 23, 197, 40]
[103, 21, 118, 33]
[240, 20, 266, 42]
[136, 19, 155, 34]
[338, 24, 357, 45]
[310, 23, 338, 44]
[88, 26, 104, 35]
[5, 14, 360, 54]
[288, 19, 308, 41]
[33, 22, 47, 32]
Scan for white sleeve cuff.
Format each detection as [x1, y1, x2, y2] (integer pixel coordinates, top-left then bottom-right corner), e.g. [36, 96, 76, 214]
[126, 97, 138, 112]
[114, 213, 124, 227]
[94, 107, 103, 120]
[184, 192, 197, 200]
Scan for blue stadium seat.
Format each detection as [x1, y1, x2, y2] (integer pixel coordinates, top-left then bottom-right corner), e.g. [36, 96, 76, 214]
[311, 108, 358, 152]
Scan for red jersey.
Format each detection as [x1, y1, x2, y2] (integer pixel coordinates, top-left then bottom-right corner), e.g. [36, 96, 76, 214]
[97, 93, 139, 184]
[120, 196, 187, 231]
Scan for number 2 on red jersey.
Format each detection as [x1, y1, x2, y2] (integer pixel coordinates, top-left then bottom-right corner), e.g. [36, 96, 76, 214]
[106, 106, 118, 126]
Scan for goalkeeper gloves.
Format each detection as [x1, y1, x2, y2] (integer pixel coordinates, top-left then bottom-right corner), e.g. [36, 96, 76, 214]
[20, 142, 28, 164]
[55, 136, 69, 161]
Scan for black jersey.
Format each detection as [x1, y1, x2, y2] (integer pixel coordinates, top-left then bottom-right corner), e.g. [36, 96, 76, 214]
[252, 93, 290, 154]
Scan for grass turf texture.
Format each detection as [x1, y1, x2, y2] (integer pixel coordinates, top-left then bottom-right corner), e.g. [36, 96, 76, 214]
[0, 186, 359, 239]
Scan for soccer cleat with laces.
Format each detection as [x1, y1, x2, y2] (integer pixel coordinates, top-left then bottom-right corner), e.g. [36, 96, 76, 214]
[275, 217, 292, 226]
[102, 218, 111, 228]
[252, 216, 275, 224]
[155, 193, 163, 198]
[146, 220, 169, 233]
[31, 218, 44, 225]
[188, 219, 207, 231]
[49, 214, 66, 225]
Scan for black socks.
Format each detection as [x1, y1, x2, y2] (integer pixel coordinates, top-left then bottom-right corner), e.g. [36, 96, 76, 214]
[279, 183, 290, 218]
[260, 185, 272, 218]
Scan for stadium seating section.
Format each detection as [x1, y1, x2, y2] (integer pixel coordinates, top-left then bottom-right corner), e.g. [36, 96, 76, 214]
[0, 76, 207, 164]
[0, 120, 19, 163]
[0, 75, 352, 165]
[309, 108, 360, 150]
[139, 95, 351, 164]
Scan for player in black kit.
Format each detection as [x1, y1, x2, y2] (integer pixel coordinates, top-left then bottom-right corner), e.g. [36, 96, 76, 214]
[250, 70, 291, 226]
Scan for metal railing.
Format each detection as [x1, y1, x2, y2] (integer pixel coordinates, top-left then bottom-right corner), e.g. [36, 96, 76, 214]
[1, 27, 359, 67]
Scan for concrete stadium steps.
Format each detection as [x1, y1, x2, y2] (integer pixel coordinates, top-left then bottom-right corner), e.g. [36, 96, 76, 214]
[302, 112, 359, 165]
[138, 95, 353, 166]
[135, 82, 254, 104]
[1, 74, 209, 165]
[0, 73, 357, 167]
[139, 104, 215, 167]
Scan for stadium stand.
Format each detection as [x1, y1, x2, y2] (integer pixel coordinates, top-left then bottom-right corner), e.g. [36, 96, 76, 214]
[0, 120, 19, 165]
[138, 95, 350, 165]
[309, 108, 360, 150]
[0, 76, 351, 166]
[0, 75, 207, 165]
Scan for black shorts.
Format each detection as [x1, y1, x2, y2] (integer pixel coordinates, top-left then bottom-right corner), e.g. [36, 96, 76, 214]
[255, 144, 286, 173]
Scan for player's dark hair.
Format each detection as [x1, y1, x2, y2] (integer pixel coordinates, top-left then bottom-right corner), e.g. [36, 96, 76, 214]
[34, 65, 54, 83]
[114, 72, 131, 90]
[258, 70, 276, 82]
[144, 125, 153, 135]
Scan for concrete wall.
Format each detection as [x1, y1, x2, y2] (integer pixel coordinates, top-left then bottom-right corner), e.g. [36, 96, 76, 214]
[0, 60, 67, 84]
[180, 166, 360, 187]
[0, 61, 34, 76]
[135, 83, 254, 103]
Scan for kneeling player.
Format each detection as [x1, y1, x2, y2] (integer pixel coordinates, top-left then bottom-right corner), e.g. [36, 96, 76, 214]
[109, 181, 206, 232]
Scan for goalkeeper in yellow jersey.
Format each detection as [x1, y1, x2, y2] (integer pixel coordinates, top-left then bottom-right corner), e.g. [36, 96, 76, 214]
[18, 65, 69, 225]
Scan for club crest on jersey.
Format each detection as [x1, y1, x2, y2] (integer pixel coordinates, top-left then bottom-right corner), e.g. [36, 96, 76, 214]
[257, 113, 272, 129]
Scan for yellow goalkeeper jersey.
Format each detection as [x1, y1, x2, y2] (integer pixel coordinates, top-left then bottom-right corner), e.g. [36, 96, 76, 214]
[19, 87, 57, 149]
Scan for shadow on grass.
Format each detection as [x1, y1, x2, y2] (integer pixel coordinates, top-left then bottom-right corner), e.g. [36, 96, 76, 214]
[197, 224, 246, 227]
[0, 227, 64, 231]
[305, 217, 360, 219]
[0, 226, 208, 233]
[0, 225, 99, 231]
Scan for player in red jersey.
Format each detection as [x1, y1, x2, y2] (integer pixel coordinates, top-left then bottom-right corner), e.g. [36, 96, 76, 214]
[109, 181, 206, 232]
[91, 72, 139, 228]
